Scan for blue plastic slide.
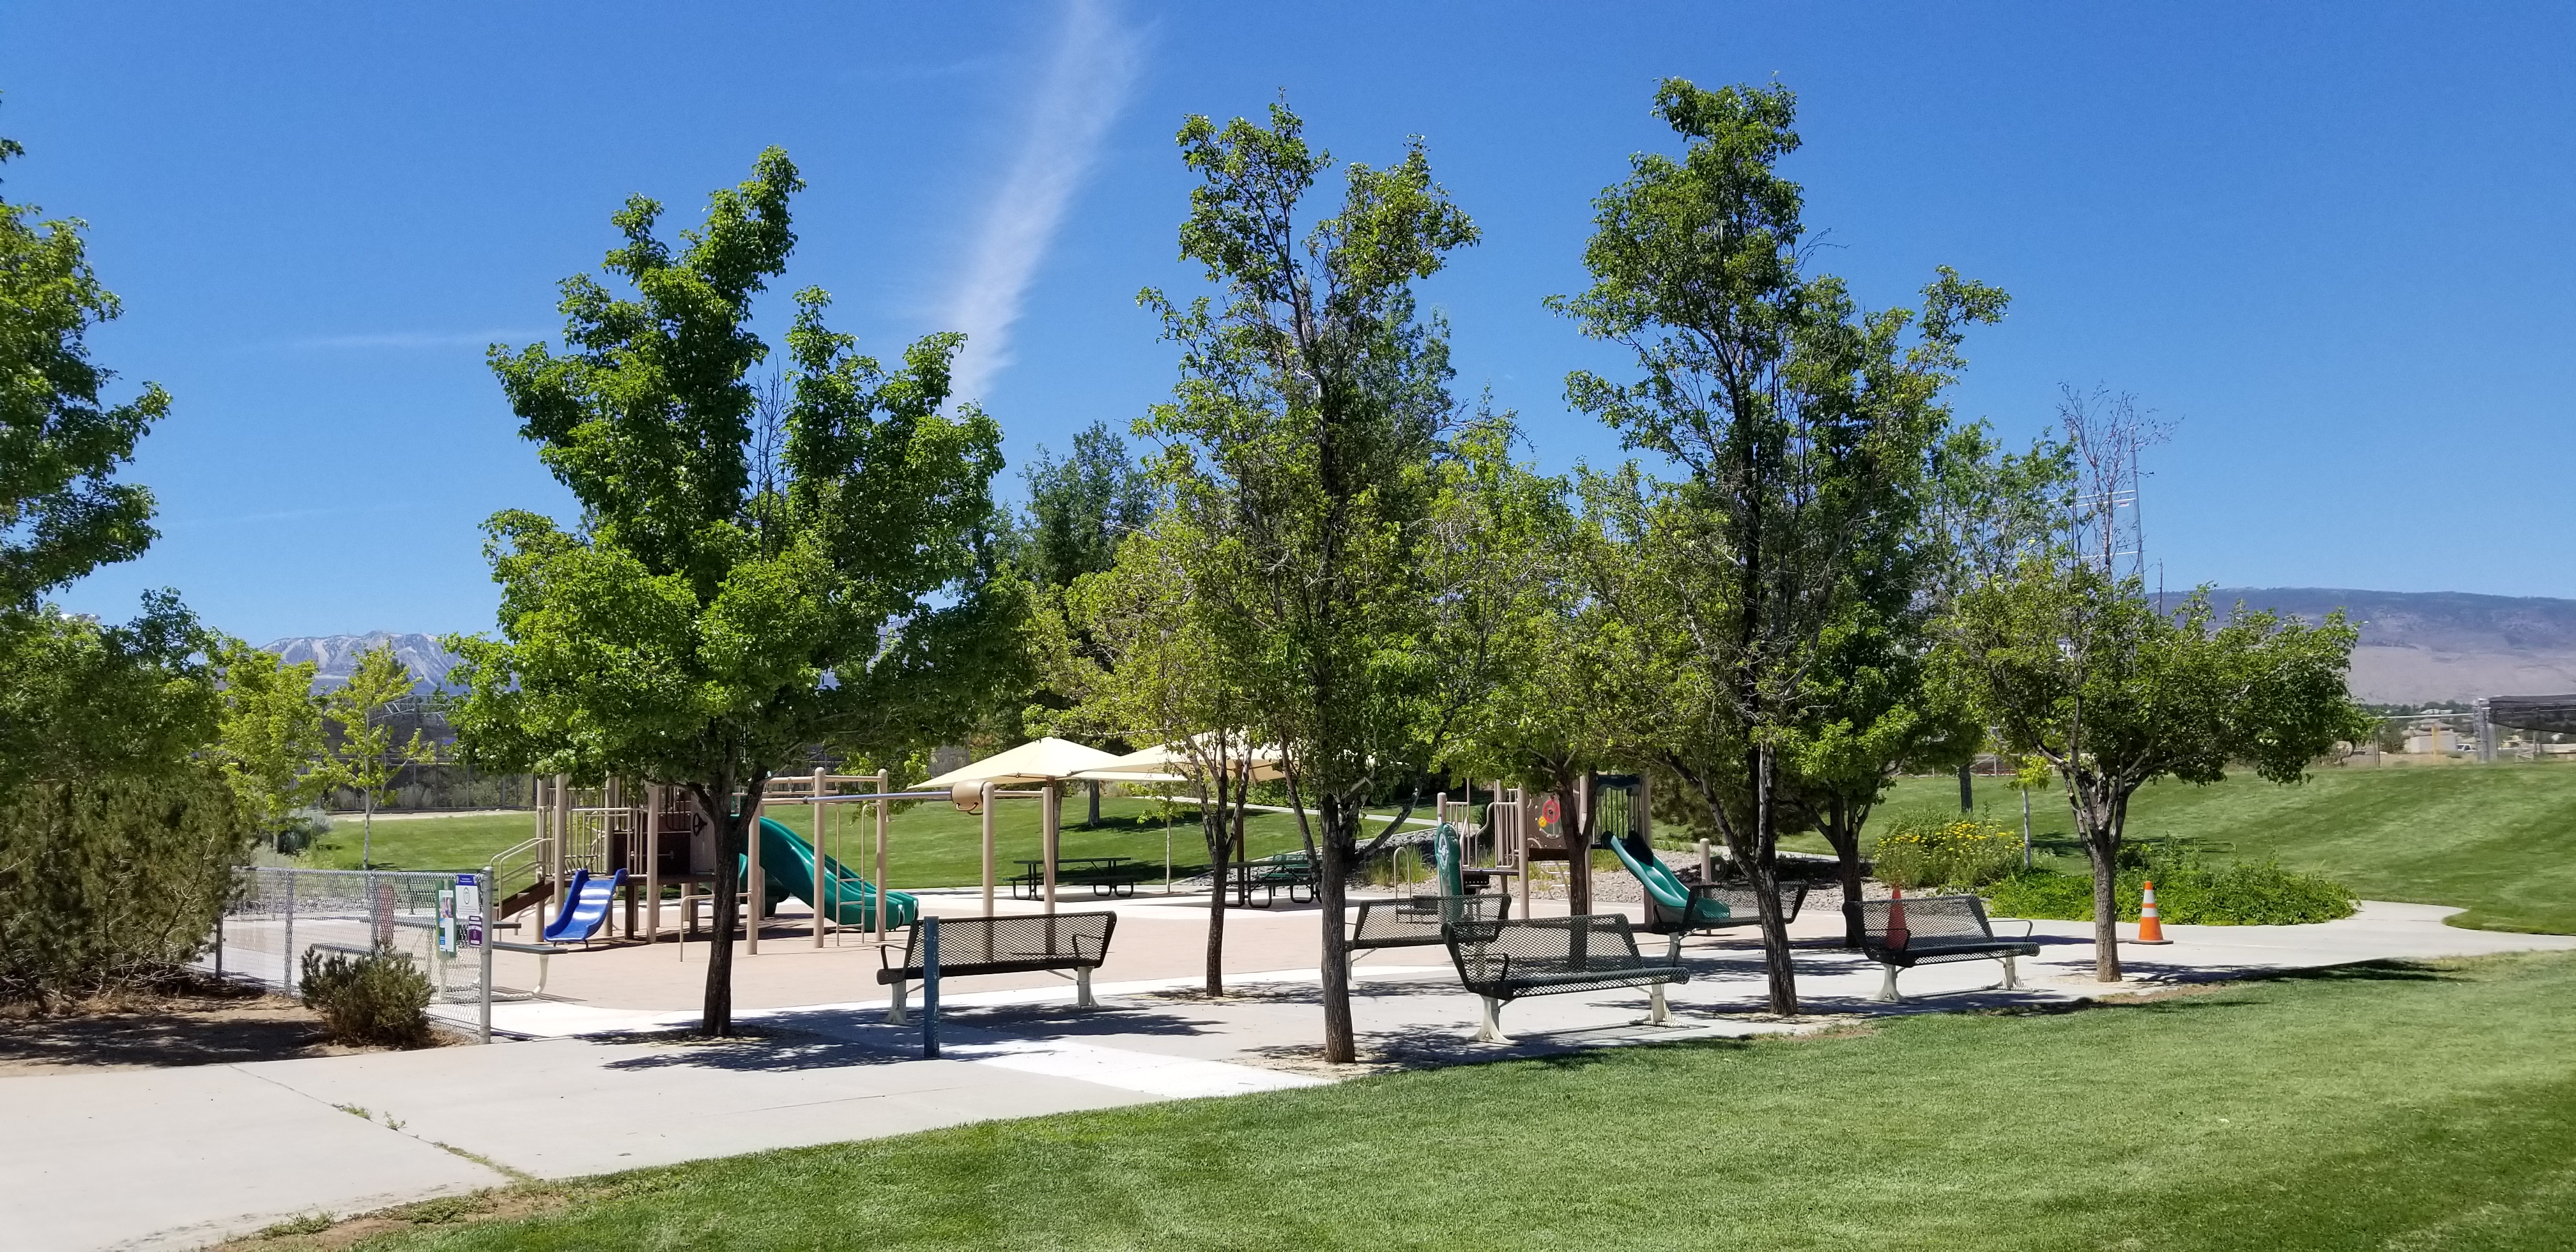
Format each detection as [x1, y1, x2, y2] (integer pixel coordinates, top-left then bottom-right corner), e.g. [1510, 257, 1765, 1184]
[542, 867, 627, 943]
[745, 816, 919, 930]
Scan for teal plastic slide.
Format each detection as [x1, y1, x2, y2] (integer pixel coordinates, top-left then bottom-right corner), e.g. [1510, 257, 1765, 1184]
[745, 816, 919, 929]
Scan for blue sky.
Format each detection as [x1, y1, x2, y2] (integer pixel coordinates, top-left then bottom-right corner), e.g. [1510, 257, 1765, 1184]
[6, 1, 2570, 643]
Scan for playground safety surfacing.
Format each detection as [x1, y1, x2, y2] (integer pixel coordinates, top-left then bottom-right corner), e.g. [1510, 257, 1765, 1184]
[4, 891, 2570, 1251]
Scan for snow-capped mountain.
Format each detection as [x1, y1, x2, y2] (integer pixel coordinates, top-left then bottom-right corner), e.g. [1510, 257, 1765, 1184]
[261, 632, 463, 696]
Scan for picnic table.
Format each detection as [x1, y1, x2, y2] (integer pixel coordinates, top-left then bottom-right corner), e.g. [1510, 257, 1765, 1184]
[1228, 851, 1319, 907]
[1009, 857, 1158, 900]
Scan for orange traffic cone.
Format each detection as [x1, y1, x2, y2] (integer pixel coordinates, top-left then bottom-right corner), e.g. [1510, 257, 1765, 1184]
[1886, 886, 1910, 951]
[2133, 879, 2173, 945]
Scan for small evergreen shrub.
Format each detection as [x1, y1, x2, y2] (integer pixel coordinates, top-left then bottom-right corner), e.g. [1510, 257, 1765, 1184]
[1981, 847, 2355, 926]
[299, 947, 434, 1047]
[1871, 818, 2022, 890]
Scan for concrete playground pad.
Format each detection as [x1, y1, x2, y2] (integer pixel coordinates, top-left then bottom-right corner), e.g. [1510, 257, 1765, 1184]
[0, 1064, 505, 1252]
[9, 894, 2571, 1250]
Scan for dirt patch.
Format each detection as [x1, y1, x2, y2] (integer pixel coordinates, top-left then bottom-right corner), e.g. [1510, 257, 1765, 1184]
[0, 975, 450, 1076]
[213, 1185, 572, 1251]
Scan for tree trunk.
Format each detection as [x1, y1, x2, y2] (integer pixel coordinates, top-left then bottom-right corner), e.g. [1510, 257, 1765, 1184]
[1822, 796, 1866, 948]
[1957, 763, 1975, 812]
[1315, 791, 1357, 1064]
[698, 782, 744, 1035]
[1202, 798, 1229, 996]
[1087, 781, 1101, 827]
[1749, 745, 1798, 1014]
[2083, 788, 2124, 982]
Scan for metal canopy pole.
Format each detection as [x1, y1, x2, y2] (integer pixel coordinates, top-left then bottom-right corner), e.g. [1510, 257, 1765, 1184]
[1042, 781, 1059, 915]
[813, 767, 829, 948]
[979, 780, 998, 917]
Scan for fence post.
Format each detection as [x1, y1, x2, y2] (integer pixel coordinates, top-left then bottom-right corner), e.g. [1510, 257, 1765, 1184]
[921, 915, 941, 1060]
[479, 869, 494, 1044]
[281, 869, 296, 994]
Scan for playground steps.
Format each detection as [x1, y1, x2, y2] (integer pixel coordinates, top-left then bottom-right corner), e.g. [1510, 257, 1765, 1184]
[498, 880, 555, 920]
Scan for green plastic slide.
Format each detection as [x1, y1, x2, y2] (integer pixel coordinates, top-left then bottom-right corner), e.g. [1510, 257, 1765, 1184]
[744, 816, 919, 929]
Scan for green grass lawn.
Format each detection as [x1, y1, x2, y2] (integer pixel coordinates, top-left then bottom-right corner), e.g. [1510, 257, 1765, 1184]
[247, 949, 2576, 1251]
[1789, 763, 2576, 933]
[306, 797, 1326, 889]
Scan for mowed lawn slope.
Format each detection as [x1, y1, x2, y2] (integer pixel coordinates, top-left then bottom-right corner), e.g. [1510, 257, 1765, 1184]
[1857, 763, 2576, 933]
[240, 951, 2576, 1252]
[305, 798, 1322, 890]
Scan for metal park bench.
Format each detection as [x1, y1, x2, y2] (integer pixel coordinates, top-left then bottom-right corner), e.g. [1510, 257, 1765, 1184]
[1610, 832, 1809, 937]
[1858, 895, 2039, 1002]
[1443, 915, 1689, 1044]
[878, 911, 1117, 1024]
[1346, 892, 1510, 977]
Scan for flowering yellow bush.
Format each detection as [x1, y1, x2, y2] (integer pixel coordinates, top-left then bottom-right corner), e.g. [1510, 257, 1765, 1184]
[1870, 818, 2021, 890]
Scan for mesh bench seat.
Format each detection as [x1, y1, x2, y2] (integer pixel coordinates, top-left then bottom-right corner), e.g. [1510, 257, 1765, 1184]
[1443, 915, 1689, 1044]
[1610, 831, 1808, 936]
[877, 911, 1117, 1023]
[1858, 896, 2037, 1002]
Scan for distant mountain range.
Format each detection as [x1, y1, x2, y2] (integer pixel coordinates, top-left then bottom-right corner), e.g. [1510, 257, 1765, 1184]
[261, 632, 463, 696]
[2210, 588, 2576, 705]
[263, 588, 2576, 708]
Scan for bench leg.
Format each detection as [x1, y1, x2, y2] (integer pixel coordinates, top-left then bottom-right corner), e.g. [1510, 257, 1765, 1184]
[1872, 964, 1901, 1004]
[2000, 954, 2023, 991]
[1076, 966, 1096, 1008]
[1475, 996, 1511, 1045]
[885, 981, 908, 1025]
[1645, 981, 1673, 1026]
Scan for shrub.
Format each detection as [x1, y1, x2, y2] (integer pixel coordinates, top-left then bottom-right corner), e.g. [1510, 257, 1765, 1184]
[1871, 818, 2022, 890]
[1980, 849, 2356, 926]
[0, 761, 256, 1004]
[299, 947, 434, 1047]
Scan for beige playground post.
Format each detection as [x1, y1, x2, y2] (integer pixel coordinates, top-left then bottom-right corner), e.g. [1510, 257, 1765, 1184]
[1041, 781, 1060, 914]
[746, 788, 763, 956]
[548, 775, 569, 934]
[873, 770, 890, 945]
[813, 767, 829, 948]
[644, 783, 662, 943]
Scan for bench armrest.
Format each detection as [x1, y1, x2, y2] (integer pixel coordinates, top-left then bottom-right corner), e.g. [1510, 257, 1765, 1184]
[1988, 918, 2034, 938]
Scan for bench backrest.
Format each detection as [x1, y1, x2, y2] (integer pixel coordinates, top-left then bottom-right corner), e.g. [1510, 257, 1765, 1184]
[1447, 914, 1649, 976]
[1857, 895, 1994, 952]
[1352, 892, 1507, 946]
[900, 911, 1117, 971]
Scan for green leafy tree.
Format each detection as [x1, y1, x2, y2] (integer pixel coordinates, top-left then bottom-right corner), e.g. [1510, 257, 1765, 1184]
[1940, 570, 2364, 980]
[210, 639, 332, 847]
[322, 643, 434, 868]
[1020, 420, 1159, 821]
[444, 149, 1025, 1034]
[0, 119, 170, 610]
[1057, 519, 1265, 995]
[1022, 421, 1158, 592]
[1142, 103, 1481, 1062]
[1774, 424, 2073, 945]
[1556, 80, 2005, 1013]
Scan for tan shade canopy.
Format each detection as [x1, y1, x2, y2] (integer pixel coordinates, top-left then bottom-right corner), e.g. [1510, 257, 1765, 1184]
[1078, 734, 1287, 782]
[916, 737, 1123, 789]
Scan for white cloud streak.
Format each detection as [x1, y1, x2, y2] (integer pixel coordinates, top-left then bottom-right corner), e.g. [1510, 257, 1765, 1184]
[940, 0, 1142, 402]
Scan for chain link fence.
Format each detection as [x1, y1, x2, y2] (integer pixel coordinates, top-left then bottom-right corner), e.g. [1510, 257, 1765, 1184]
[201, 867, 501, 1041]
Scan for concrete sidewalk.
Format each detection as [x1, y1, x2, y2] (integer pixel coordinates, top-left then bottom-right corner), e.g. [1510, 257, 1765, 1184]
[7, 899, 2568, 1250]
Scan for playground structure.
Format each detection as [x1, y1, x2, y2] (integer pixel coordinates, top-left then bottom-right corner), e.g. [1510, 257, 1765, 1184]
[487, 771, 933, 954]
[482, 744, 1142, 959]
